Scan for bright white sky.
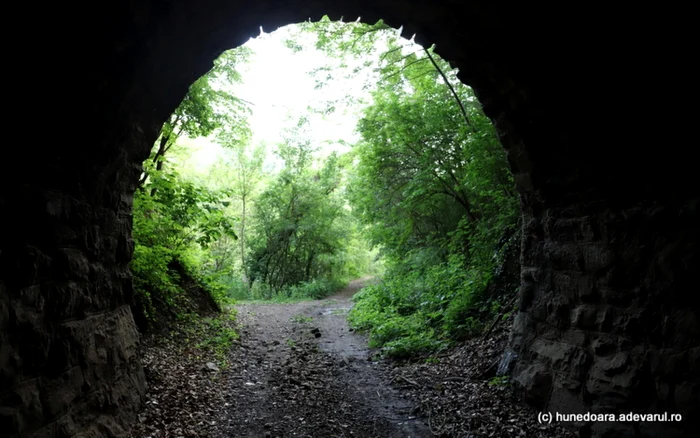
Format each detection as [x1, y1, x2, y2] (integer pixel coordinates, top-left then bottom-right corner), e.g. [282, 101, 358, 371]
[179, 24, 385, 173]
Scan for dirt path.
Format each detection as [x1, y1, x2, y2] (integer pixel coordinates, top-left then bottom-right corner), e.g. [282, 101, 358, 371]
[215, 278, 432, 437]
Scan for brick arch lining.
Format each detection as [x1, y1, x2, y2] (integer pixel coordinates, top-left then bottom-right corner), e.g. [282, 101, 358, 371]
[1, 1, 697, 437]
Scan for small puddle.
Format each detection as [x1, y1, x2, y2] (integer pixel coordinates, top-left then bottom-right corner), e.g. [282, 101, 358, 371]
[320, 306, 352, 316]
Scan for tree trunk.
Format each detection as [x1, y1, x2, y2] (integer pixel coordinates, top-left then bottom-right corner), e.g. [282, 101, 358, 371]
[149, 132, 171, 197]
[305, 252, 315, 282]
[241, 195, 248, 288]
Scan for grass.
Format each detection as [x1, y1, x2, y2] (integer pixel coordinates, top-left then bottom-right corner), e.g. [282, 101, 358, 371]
[175, 309, 239, 367]
[235, 278, 351, 304]
[488, 376, 511, 387]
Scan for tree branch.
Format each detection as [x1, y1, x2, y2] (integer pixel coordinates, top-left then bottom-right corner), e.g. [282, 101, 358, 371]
[383, 57, 430, 80]
[424, 47, 475, 132]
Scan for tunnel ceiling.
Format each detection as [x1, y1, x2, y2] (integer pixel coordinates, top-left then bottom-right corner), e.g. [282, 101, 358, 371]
[23, 0, 693, 202]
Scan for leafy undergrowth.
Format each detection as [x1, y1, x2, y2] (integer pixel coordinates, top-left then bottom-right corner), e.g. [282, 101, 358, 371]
[131, 254, 227, 335]
[237, 277, 349, 303]
[385, 313, 576, 437]
[349, 228, 521, 360]
[129, 310, 239, 438]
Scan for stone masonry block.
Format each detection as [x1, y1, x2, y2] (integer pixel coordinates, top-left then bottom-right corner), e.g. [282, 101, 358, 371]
[513, 361, 553, 407]
[546, 294, 572, 330]
[551, 270, 577, 299]
[577, 275, 598, 302]
[548, 216, 600, 243]
[522, 267, 545, 283]
[18, 285, 45, 312]
[585, 351, 642, 404]
[13, 304, 51, 376]
[547, 386, 586, 418]
[10, 378, 44, 434]
[543, 242, 583, 271]
[571, 304, 599, 330]
[522, 236, 546, 266]
[40, 365, 85, 419]
[581, 243, 616, 272]
[43, 190, 68, 219]
[55, 249, 90, 281]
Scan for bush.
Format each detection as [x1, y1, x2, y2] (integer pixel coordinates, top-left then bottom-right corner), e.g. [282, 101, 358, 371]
[286, 278, 347, 300]
[347, 222, 520, 358]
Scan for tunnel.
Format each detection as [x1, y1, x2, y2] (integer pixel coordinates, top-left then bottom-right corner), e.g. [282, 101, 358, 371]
[1, 1, 698, 437]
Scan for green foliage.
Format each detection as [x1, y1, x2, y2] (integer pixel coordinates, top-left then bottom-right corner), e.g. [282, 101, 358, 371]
[324, 22, 521, 357]
[129, 46, 256, 330]
[488, 376, 511, 387]
[245, 118, 373, 298]
[131, 20, 519, 363]
[242, 278, 347, 302]
[195, 317, 239, 365]
[286, 278, 347, 300]
[174, 310, 239, 367]
[131, 163, 239, 327]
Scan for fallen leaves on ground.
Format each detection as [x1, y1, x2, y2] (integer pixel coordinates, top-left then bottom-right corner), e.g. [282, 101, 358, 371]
[130, 304, 575, 438]
[129, 315, 241, 438]
[385, 314, 577, 437]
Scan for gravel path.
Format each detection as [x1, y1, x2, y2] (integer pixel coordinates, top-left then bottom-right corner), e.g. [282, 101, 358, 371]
[215, 277, 432, 437]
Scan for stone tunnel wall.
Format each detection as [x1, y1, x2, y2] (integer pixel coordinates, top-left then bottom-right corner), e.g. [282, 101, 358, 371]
[2, 1, 699, 437]
[509, 199, 699, 438]
[0, 157, 147, 437]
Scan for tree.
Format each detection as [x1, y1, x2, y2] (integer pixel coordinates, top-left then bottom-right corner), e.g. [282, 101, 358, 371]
[246, 118, 349, 294]
[139, 46, 253, 191]
[214, 130, 266, 283]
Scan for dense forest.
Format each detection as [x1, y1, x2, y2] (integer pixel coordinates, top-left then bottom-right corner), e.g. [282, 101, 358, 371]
[130, 17, 519, 359]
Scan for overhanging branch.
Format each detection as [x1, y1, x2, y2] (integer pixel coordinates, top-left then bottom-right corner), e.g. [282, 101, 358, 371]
[424, 47, 475, 132]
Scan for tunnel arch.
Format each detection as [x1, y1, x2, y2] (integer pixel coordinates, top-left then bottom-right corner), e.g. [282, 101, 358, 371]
[2, 1, 698, 437]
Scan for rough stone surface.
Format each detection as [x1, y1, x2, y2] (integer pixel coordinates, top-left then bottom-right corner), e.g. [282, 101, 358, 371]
[0, 185, 147, 438]
[2, 1, 698, 437]
[511, 204, 700, 437]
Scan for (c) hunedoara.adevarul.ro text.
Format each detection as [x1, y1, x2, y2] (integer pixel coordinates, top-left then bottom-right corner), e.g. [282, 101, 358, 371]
[537, 412, 683, 424]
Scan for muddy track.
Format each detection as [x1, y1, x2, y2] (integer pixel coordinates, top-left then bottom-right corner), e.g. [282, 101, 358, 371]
[215, 278, 432, 438]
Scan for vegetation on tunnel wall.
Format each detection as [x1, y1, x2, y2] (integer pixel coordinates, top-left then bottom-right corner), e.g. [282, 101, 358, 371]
[346, 53, 520, 357]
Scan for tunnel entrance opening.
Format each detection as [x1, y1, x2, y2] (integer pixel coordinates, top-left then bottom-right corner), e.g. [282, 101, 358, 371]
[130, 15, 517, 337]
